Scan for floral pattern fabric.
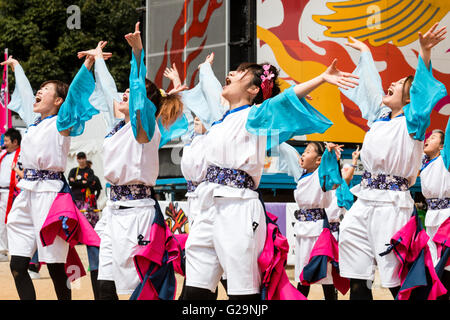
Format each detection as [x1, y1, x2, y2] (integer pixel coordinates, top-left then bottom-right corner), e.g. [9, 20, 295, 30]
[294, 208, 326, 222]
[205, 166, 255, 190]
[329, 222, 340, 233]
[186, 180, 198, 192]
[426, 198, 450, 210]
[23, 169, 63, 181]
[74, 199, 99, 228]
[105, 120, 126, 138]
[361, 170, 409, 191]
[110, 184, 152, 202]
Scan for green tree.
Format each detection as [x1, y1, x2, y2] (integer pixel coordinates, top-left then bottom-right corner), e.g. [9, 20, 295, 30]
[0, 0, 142, 91]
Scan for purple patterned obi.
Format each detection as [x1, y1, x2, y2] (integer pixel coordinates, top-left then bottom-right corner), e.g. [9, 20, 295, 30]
[329, 222, 340, 233]
[426, 198, 450, 210]
[23, 169, 63, 181]
[205, 166, 255, 190]
[110, 184, 152, 202]
[105, 120, 126, 138]
[294, 208, 326, 222]
[361, 171, 409, 191]
[186, 180, 198, 193]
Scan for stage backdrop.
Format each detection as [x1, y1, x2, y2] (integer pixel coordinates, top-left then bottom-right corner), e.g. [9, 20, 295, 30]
[257, 0, 450, 143]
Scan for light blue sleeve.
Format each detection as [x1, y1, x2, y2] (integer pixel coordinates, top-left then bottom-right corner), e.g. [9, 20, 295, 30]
[179, 62, 225, 138]
[7, 64, 39, 127]
[90, 58, 124, 133]
[128, 49, 157, 142]
[277, 142, 303, 181]
[336, 181, 354, 210]
[56, 65, 99, 136]
[339, 51, 390, 127]
[246, 86, 333, 150]
[158, 114, 189, 148]
[318, 149, 342, 192]
[442, 116, 450, 170]
[403, 56, 448, 141]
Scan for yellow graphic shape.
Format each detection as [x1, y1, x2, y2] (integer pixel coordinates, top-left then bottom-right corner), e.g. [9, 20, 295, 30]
[313, 0, 449, 47]
[257, 25, 366, 143]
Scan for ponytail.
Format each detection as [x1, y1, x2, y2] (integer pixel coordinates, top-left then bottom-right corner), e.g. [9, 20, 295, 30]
[145, 79, 184, 128]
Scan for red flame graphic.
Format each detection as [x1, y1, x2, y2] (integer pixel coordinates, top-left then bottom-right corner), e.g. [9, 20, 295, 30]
[155, 0, 223, 91]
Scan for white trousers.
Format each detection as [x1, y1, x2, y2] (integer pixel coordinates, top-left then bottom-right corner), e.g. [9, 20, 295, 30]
[185, 196, 266, 295]
[6, 190, 69, 263]
[96, 203, 155, 295]
[339, 199, 411, 288]
[0, 191, 9, 254]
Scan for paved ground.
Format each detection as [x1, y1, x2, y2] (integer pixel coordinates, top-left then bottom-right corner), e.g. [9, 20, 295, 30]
[0, 244, 394, 300]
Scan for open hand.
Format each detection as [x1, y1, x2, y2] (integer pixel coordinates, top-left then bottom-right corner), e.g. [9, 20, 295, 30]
[322, 59, 359, 90]
[0, 55, 19, 71]
[164, 63, 182, 87]
[345, 36, 370, 52]
[419, 23, 446, 52]
[325, 142, 344, 159]
[77, 41, 112, 60]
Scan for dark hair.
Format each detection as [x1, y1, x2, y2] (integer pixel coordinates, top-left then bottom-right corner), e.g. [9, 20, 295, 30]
[308, 141, 325, 156]
[432, 129, 445, 145]
[76, 152, 87, 159]
[40, 80, 69, 101]
[236, 62, 281, 104]
[145, 79, 184, 128]
[402, 76, 414, 106]
[4, 128, 22, 146]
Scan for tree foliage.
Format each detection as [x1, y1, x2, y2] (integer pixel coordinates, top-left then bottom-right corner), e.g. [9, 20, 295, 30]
[0, 0, 142, 91]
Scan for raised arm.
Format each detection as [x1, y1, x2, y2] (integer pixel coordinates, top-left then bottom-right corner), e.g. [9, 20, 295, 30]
[404, 22, 447, 141]
[125, 22, 157, 144]
[340, 37, 389, 126]
[418, 23, 446, 69]
[79, 41, 124, 132]
[293, 58, 359, 99]
[342, 146, 360, 185]
[56, 52, 99, 136]
[1, 56, 39, 127]
[177, 53, 225, 134]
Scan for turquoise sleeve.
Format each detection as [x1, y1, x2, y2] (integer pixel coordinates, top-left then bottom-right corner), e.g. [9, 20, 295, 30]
[246, 86, 333, 150]
[318, 149, 342, 192]
[128, 49, 157, 142]
[56, 64, 99, 136]
[404, 56, 448, 141]
[336, 180, 354, 210]
[158, 114, 189, 148]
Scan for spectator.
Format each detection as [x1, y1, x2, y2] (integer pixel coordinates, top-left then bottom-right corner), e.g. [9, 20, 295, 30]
[86, 160, 102, 201]
[0, 128, 22, 262]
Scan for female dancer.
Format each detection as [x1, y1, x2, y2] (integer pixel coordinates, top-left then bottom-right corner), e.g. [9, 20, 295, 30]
[1, 51, 98, 300]
[77, 25, 186, 299]
[338, 23, 447, 299]
[290, 141, 343, 300]
[421, 119, 450, 300]
[133, 53, 357, 299]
